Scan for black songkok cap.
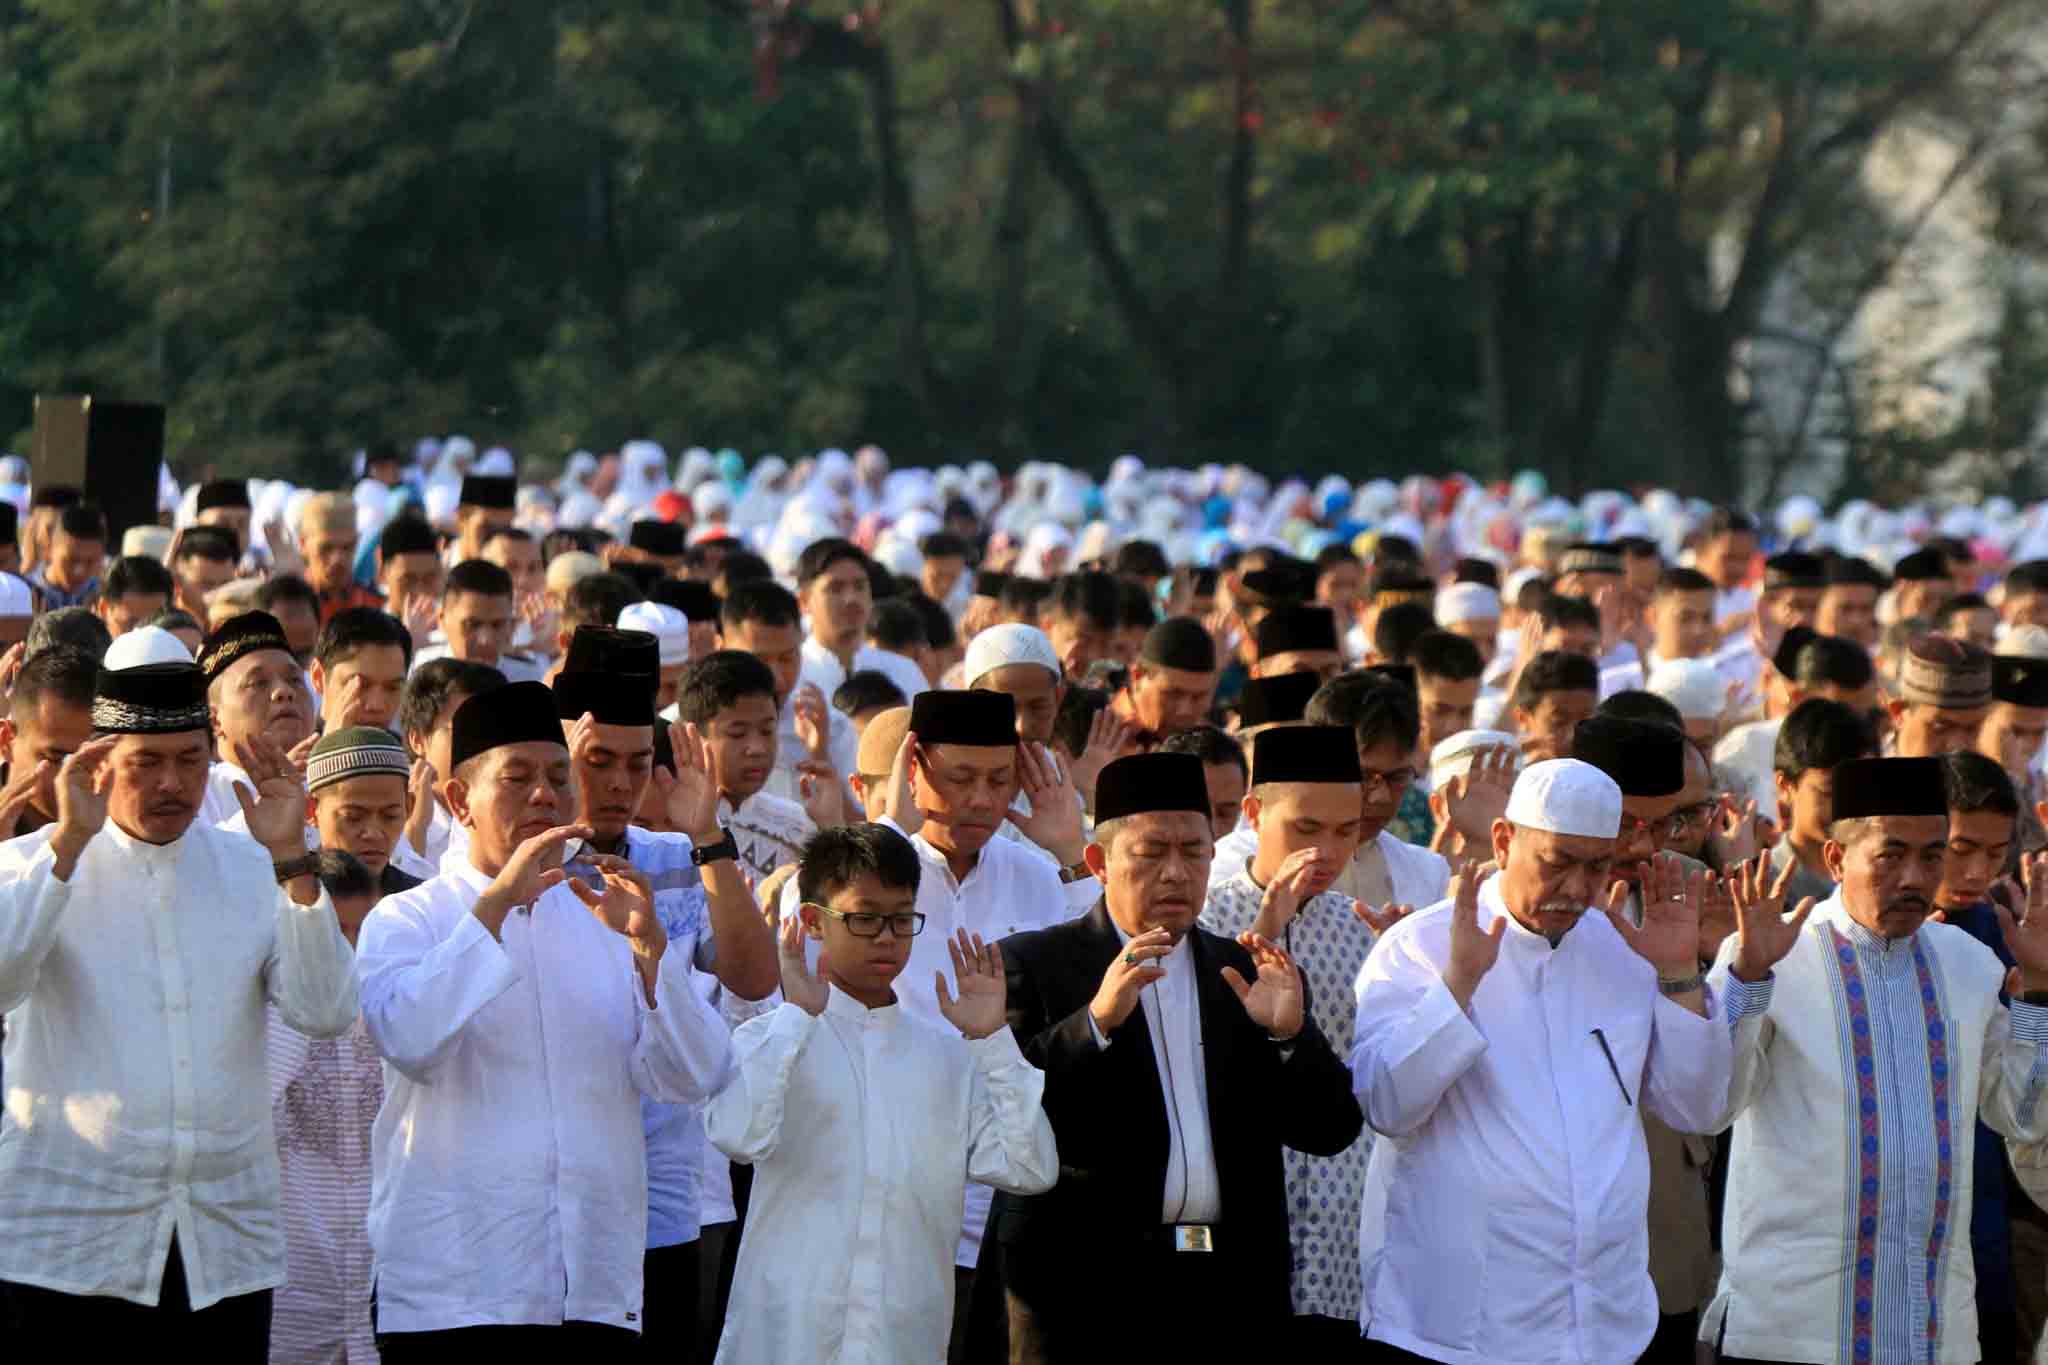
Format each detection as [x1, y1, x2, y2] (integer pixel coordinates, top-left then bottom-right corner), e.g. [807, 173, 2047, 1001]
[973, 570, 1012, 598]
[1571, 715, 1685, 798]
[653, 579, 721, 623]
[450, 679, 566, 771]
[1559, 543, 1623, 577]
[458, 474, 517, 510]
[1830, 757, 1948, 819]
[1251, 725, 1362, 786]
[1254, 605, 1339, 659]
[1772, 625, 1819, 681]
[196, 610, 294, 683]
[1140, 616, 1218, 674]
[629, 519, 687, 556]
[563, 625, 660, 677]
[92, 662, 210, 735]
[378, 516, 440, 559]
[1893, 547, 1949, 582]
[1992, 655, 2048, 708]
[910, 690, 1017, 748]
[554, 669, 656, 727]
[0, 502, 19, 542]
[194, 479, 251, 512]
[1094, 752, 1211, 824]
[1764, 552, 1826, 592]
[1240, 559, 1315, 604]
[30, 485, 81, 511]
[1234, 671, 1320, 729]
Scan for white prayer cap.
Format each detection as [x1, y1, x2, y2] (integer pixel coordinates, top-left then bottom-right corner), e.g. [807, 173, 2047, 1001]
[474, 446, 516, 477]
[1429, 729, 1518, 790]
[121, 525, 174, 563]
[616, 601, 690, 668]
[1646, 657, 1725, 721]
[1435, 582, 1501, 627]
[964, 623, 1060, 686]
[1999, 626, 2048, 662]
[1503, 758, 1622, 840]
[105, 625, 194, 669]
[545, 550, 604, 597]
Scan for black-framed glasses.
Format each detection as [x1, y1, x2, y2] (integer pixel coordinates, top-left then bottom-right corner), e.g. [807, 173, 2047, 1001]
[1667, 800, 1719, 838]
[1361, 766, 1417, 794]
[805, 902, 927, 939]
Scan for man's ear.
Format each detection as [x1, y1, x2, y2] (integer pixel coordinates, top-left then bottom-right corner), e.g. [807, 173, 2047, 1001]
[1823, 835, 1847, 883]
[445, 774, 475, 830]
[304, 793, 320, 826]
[308, 659, 328, 697]
[1242, 791, 1263, 829]
[1081, 838, 1110, 882]
[798, 899, 825, 940]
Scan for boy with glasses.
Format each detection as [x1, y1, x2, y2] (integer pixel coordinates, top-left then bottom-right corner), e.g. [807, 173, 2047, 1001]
[707, 823, 1057, 1364]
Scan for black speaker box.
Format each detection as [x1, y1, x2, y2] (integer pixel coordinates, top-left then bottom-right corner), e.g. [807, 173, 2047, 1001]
[31, 395, 165, 548]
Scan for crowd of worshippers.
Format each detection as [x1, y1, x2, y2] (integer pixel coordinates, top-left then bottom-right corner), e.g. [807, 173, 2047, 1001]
[12, 461, 2048, 1365]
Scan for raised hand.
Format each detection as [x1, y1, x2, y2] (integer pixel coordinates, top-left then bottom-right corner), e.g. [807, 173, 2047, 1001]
[1089, 926, 1173, 1034]
[936, 930, 1007, 1039]
[791, 683, 831, 760]
[1441, 744, 1515, 843]
[1067, 707, 1135, 804]
[1698, 872, 1739, 962]
[1606, 852, 1705, 978]
[563, 852, 667, 1000]
[1252, 846, 1328, 940]
[1726, 853, 1815, 983]
[0, 641, 26, 697]
[519, 592, 559, 656]
[476, 822, 592, 929]
[878, 729, 921, 830]
[662, 720, 721, 839]
[233, 734, 314, 856]
[0, 758, 49, 837]
[1222, 932, 1304, 1041]
[285, 732, 318, 778]
[1707, 796, 1763, 867]
[402, 593, 439, 652]
[796, 759, 843, 830]
[1441, 869, 1504, 1009]
[48, 737, 120, 873]
[1012, 742, 1085, 865]
[1353, 901, 1414, 935]
[779, 913, 829, 1015]
[403, 757, 437, 855]
[1997, 852, 2048, 994]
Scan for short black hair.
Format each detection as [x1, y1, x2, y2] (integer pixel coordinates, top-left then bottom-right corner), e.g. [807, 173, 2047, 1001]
[1453, 557, 1500, 589]
[1512, 650, 1600, 710]
[1410, 630, 1484, 683]
[1703, 508, 1757, 540]
[1158, 723, 1248, 780]
[24, 606, 110, 663]
[1002, 576, 1054, 620]
[1046, 571, 1120, 630]
[314, 849, 378, 902]
[1372, 603, 1437, 665]
[905, 592, 956, 650]
[1113, 540, 1171, 581]
[482, 524, 533, 550]
[1537, 593, 1599, 634]
[1306, 670, 1419, 754]
[12, 645, 98, 716]
[174, 526, 239, 564]
[1314, 544, 1361, 572]
[797, 822, 922, 906]
[796, 537, 868, 588]
[920, 531, 973, 562]
[316, 606, 413, 670]
[444, 559, 513, 600]
[1656, 567, 1715, 597]
[833, 669, 907, 719]
[1596, 689, 1685, 730]
[145, 607, 201, 635]
[258, 573, 319, 614]
[1374, 534, 1420, 565]
[1942, 749, 2019, 819]
[865, 557, 897, 601]
[56, 503, 106, 543]
[717, 549, 774, 589]
[103, 555, 174, 601]
[1827, 556, 1889, 590]
[1052, 684, 1111, 760]
[563, 571, 643, 632]
[2004, 561, 2048, 598]
[1935, 593, 1992, 628]
[866, 598, 927, 654]
[399, 658, 506, 745]
[1773, 697, 1876, 780]
[1115, 578, 1157, 631]
[1615, 536, 1660, 561]
[1795, 634, 1874, 691]
[676, 650, 779, 725]
[722, 579, 802, 632]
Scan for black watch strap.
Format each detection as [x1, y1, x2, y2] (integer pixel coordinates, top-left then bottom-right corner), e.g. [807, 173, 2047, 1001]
[690, 830, 738, 867]
[274, 852, 321, 885]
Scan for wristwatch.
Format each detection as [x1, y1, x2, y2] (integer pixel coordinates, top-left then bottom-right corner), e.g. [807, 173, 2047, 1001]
[690, 829, 739, 867]
[273, 852, 321, 885]
[1658, 972, 1708, 996]
[1057, 860, 1094, 885]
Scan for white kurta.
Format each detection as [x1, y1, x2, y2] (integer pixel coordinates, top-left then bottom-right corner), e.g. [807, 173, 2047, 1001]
[356, 856, 735, 1334]
[797, 638, 929, 706]
[762, 693, 859, 813]
[1209, 828, 1448, 913]
[0, 822, 356, 1308]
[1703, 896, 2048, 1364]
[705, 992, 1058, 1365]
[1349, 874, 1751, 1364]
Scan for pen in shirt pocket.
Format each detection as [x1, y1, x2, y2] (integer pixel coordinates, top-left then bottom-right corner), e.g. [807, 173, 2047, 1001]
[1591, 1028, 1633, 1107]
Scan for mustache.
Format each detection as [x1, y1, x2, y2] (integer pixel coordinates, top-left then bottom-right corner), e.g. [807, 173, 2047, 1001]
[1884, 894, 1931, 916]
[1535, 900, 1585, 916]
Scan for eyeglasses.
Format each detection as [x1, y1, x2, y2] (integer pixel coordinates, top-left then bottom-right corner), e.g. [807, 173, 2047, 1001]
[804, 902, 927, 939]
[1667, 800, 1719, 838]
[1361, 766, 1417, 794]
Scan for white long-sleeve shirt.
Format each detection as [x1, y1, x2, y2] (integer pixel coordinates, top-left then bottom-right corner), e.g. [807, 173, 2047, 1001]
[797, 638, 929, 707]
[356, 855, 735, 1335]
[1703, 896, 2048, 1364]
[705, 993, 1058, 1365]
[1348, 873, 1753, 1364]
[0, 822, 357, 1308]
